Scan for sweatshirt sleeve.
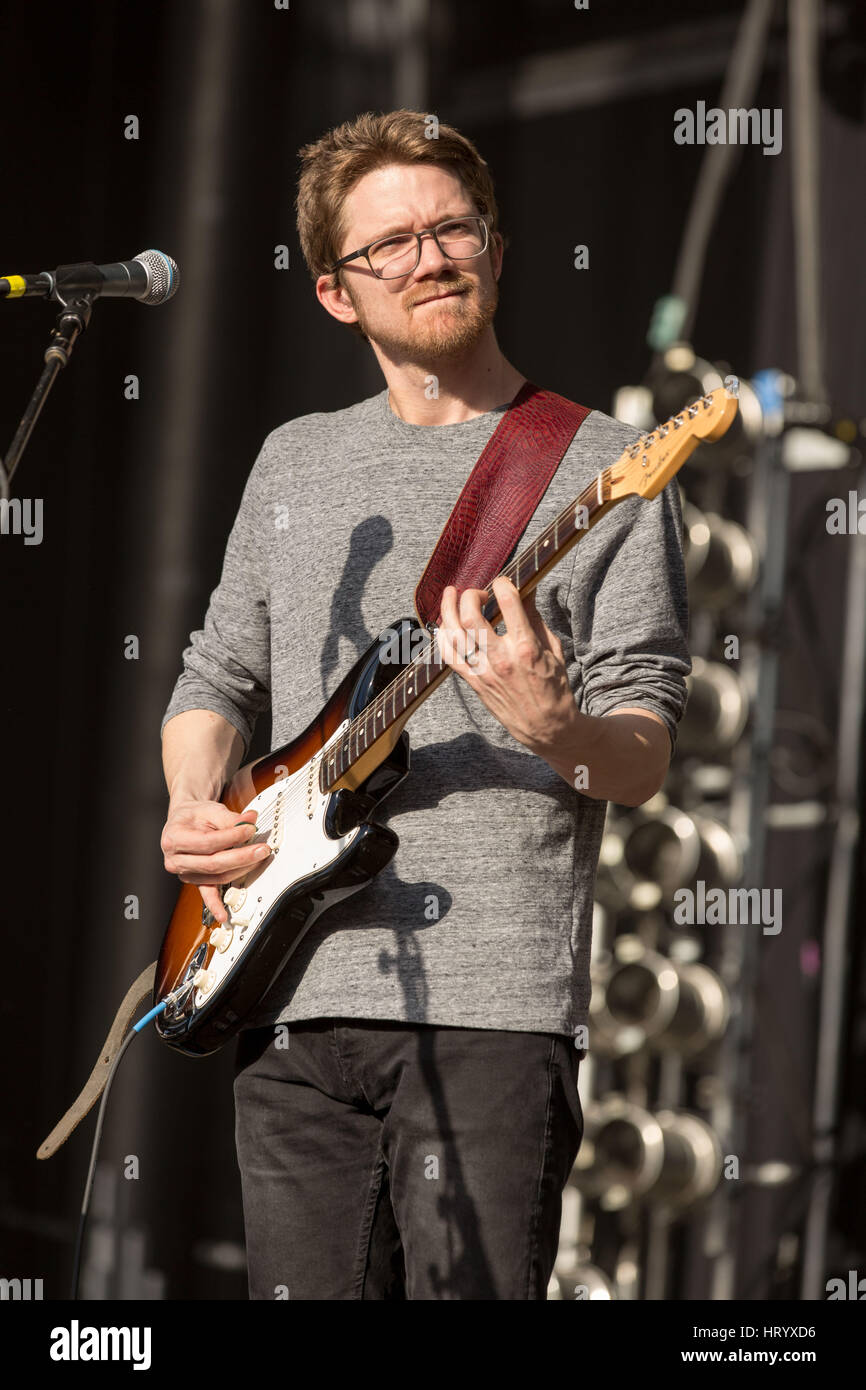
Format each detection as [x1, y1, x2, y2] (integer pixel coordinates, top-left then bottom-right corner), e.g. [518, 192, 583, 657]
[566, 427, 691, 754]
[160, 438, 273, 759]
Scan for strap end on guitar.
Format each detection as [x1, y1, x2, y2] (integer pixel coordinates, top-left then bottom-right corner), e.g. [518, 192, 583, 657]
[36, 961, 157, 1160]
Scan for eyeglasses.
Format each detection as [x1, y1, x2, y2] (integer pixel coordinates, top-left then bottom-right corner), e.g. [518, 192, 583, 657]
[327, 215, 490, 280]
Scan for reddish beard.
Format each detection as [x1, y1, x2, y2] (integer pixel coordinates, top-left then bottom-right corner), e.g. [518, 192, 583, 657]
[348, 274, 499, 359]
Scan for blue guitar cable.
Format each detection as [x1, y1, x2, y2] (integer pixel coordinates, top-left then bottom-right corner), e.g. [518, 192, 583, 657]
[131, 999, 171, 1034]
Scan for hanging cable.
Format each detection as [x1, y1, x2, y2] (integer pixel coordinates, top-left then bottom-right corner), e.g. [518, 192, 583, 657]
[650, 0, 777, 353]
[69, 997, 173, 1301]
[789, 0, 828, 403]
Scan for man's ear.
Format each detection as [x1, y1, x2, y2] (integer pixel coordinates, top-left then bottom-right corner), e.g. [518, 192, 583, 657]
[490, 231, 505, 282]
[315, 272, 359, 327]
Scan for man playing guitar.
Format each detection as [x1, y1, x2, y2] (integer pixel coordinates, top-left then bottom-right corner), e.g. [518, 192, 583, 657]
[160, 109, 689, 1300]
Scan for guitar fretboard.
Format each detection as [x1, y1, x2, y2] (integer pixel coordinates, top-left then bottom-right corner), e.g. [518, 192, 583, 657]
[319, 464, 617, 793]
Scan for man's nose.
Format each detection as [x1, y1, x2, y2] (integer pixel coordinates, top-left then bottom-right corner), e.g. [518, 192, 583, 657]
[414, 230, 455, 276]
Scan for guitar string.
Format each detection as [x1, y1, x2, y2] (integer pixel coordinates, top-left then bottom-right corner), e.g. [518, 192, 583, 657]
[321, 464, 614, 788]
[319, 475, 608, 787]
[235, 739, 339, 840]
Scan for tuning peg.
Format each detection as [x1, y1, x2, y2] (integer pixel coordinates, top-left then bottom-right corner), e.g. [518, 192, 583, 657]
[724, 374, 740, 398]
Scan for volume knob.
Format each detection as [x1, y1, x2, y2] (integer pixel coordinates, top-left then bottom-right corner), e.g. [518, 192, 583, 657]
[223, 885, 253, 928]
[209, 925, 233, 953]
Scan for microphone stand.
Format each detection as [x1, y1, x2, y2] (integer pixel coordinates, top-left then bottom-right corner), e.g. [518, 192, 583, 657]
[0, 289, 96, 502]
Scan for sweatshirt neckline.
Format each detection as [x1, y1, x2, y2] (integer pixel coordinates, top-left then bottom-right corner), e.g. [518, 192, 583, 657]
[373, 387, 512, 436]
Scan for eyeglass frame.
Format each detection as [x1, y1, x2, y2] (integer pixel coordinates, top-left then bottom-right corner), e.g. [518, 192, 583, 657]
[325, 213, 492, 280]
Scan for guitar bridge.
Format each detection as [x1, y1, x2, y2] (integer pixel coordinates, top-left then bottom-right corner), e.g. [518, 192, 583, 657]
[163, 942, 208, 1022]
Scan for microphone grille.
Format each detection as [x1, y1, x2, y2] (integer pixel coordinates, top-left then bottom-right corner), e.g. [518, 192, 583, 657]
[134, 249, 180, 305]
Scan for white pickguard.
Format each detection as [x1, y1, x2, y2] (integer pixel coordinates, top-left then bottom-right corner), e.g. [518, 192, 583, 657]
[191, 721, 360, 1011]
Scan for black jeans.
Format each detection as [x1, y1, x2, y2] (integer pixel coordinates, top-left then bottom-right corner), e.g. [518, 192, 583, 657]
[233, 1018, 584, 1300]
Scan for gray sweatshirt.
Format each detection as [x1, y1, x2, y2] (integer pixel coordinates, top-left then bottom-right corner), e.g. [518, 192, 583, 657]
[161, 387, 690, 1038]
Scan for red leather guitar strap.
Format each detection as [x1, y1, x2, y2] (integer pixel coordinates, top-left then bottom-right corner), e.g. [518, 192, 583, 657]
[414, 380, 591, 629]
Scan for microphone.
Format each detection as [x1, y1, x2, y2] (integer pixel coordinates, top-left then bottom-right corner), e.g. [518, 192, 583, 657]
[0, 249, 179, 306]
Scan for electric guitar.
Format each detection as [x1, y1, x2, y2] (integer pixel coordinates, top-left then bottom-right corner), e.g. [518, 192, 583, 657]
[155, 381, 740, 1055]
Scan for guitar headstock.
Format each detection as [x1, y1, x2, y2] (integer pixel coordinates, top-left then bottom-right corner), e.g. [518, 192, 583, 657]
[609, 377, 740, 502]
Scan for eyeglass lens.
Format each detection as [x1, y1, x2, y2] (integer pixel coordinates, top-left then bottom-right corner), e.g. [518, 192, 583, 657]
[368, 217, 487, 278]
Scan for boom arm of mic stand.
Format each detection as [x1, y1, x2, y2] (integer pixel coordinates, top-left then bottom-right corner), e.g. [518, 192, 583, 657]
[0, 290, 96, 502]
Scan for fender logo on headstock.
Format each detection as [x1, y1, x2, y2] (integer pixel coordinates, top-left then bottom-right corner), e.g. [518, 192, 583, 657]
[610, 379, 740, 504]
[640, 445, 674, 485]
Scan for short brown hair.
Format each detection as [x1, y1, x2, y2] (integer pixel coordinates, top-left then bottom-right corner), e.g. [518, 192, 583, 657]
[296, 109, 501, 283]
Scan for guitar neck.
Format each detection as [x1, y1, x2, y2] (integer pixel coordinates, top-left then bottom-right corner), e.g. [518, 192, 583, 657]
[320, 381, 739, 794]
[319, 465, 621, 794]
